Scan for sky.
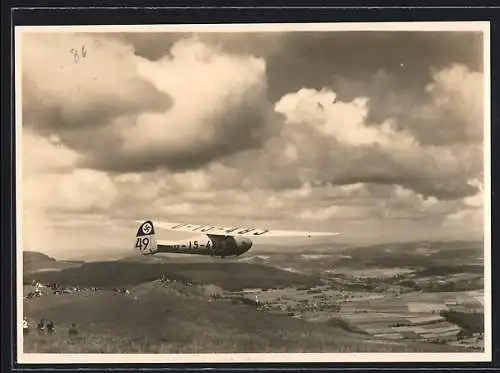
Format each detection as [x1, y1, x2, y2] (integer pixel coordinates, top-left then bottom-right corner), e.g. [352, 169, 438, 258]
[19, 26, 487, 259]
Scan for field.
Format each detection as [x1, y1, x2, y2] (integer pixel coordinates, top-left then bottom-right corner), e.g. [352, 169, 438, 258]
[234, 286, 483, 346]
[21, 240, 485, 354]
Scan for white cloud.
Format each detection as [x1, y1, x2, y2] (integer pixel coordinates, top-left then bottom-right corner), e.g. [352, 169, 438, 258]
[270, 84, 481, 201]
[275, 88, 415, 148]
[100, 37, 277, 171]
[400, 63, 484, 145]
[426, 63, 483, 141]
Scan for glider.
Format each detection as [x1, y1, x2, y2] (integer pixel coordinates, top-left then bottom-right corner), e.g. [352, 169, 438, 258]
[134, 220, 340, 258]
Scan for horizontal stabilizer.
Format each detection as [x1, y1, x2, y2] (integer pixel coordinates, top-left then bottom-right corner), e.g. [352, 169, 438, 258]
[139, 220, 340, 238]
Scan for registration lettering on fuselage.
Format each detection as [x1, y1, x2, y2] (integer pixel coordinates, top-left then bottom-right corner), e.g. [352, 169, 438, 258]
[166, 240, 212, 250]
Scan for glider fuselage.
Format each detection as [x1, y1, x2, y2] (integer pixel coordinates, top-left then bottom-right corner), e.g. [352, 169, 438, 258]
[155, 235, 252, 257]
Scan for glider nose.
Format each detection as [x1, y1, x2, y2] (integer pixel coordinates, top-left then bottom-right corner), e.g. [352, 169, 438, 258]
[239, 237, 253, 253]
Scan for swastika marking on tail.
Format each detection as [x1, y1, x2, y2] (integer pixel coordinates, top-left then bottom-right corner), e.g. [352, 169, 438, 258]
[142, 223, 153, 235]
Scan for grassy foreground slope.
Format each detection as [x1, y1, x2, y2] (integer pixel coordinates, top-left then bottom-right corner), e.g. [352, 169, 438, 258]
[24, 282, 464, 354]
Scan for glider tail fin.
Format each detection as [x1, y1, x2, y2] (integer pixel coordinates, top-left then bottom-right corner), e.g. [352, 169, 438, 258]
[135, 220, 158, 255]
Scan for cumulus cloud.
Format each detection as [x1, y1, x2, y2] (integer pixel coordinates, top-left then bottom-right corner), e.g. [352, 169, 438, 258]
[340, 64, 484, 147]
[271, 81, 482, 200]
[275, 87, 416, 148]
[22, 36, 281, 173]
[22, 32, 171, 135]
[19, 32, 273, 200]
[409, 64, 484, 145]
[30, 34, 276, 172]
[91, 37, 278, 172]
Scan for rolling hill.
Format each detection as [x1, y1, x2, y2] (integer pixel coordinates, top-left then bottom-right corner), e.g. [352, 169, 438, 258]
[24, 251, 56, 264]
[24, 251, 84, 275]
[23, 254, 321, 291]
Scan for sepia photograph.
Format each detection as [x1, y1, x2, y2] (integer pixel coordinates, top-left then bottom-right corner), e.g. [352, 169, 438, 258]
[16, 21, 490, 363]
